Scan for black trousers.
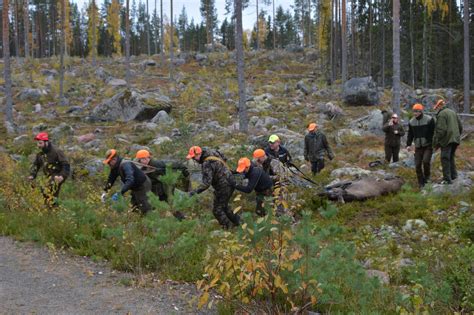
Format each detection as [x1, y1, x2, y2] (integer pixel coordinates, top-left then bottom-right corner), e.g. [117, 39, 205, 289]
[414, 146, 432, 186]
[131, 177, 152, 214]
[440, 143, 459, 182]
[385, 144, 400, 163]
[311, 159, 325, 174]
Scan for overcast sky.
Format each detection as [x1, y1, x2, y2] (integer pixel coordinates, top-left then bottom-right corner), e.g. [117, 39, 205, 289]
[72, 0, 294, 30]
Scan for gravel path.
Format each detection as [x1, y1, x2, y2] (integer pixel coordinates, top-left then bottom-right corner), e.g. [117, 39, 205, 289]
[0, 237, 206, 314]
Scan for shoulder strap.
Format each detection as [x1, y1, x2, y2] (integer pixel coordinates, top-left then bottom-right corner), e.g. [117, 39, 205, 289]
[204, 156, 230, 170]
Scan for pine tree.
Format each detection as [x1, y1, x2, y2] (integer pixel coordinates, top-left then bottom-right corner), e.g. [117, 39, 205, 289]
[107, 0, 121, 56]
[200, 0, 217, 48]
[88, 0, 99, 65]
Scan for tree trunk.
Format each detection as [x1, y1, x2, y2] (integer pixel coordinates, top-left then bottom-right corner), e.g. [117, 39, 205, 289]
[392, 0, 400, 114]
[351, 0, 355, 76]
[256, 0, 259, 50]
[154, 0, 158, 54]
[3, 0, 14, 131]
[330, 0, 334, 83]
[464, 0, 470, 113]
[59, 0, 65, 104]
[14, 0, 20, 58]
[24, 0, 30, 58]
[169, 0, 174, 80]
[235, 0, 248, 133]
[308, 0, 312, 46]
[125, 0, 131, 87]
[273, 0, 275, 49]
[146, 0, 150, 55]
[368, 0, 372, 76]
[92, 0, 97, 66]
[422, 7, 427, 88]
[341, 0, 347, 83]
[409, 0, 414, 88]
[160, 0, 164, 64]
[381, 0, 385, 87]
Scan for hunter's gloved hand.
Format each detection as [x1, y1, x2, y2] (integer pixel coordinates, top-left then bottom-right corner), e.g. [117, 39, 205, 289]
[101, 192, 107, 203]
[189, 191, 196, 197]
[111, 192, 120, 201]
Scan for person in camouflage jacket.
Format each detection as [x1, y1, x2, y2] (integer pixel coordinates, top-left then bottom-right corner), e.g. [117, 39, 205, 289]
[187, 146, 240, 229]
[28, 132, 70, 207]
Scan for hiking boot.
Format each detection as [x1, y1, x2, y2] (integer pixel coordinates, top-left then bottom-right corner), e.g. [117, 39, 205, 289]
[440, 180, 452, 185]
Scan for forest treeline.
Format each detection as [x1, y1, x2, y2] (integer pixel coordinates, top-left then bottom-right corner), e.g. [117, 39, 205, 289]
[0, 0, 471, 89]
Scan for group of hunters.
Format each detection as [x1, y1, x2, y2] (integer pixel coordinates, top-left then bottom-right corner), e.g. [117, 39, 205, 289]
[27, 99, 464, 229]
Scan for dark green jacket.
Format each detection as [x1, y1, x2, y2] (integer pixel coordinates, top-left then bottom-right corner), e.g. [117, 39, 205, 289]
[304, 130, 334, 161]
[433, 107, 463, 148]
[30, 143, 70, 180]
[382, 122, 405, 147]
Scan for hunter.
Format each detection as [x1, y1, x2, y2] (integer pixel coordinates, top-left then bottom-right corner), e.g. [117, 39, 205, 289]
[186, 146, 240, 229]
[102, 149, 152, 214]
[135, 149, 191, 201]
[432, 100, 463, 184]
[406, 103, 436, 187]
[252, 149, 291, 216]
[234, 157, 274, 217]
[383, 113, 405, 163]
[304, 123, 335, 174]
[265, 134, 292, 165]
[28, 132, 70, 207]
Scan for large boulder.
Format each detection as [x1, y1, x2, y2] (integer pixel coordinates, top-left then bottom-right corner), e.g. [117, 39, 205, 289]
[350, 110, 384, 136]
[343, 77, 379, 106]
[19, 88, 47, 102]
[91, 90, 172, 122]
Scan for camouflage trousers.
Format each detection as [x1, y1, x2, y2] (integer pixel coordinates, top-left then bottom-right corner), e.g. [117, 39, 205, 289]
[40, 179, 63, 208]
[213, 186, 240, 229]
[131, 177, 152, 215]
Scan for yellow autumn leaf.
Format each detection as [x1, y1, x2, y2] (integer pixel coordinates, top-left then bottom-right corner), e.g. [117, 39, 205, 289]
[233, 206, 242, 214]
[311, 295, 317, 305]
[289, 250, 302, 261]
[198, 292, 209, 309]
[233, 194, 241, 202]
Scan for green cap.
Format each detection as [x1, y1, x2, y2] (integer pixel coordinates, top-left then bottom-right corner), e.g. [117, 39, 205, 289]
[268, 134, 280, 143]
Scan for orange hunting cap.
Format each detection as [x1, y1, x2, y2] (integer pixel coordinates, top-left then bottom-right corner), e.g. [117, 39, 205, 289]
[135, 149, 151, 159]
[236, 157, 251, 173]
[307, 123, 318, 131]
[412, 103, 424, 111]
[103, 149, 117, 164]
[186, 146, 202, 159]
[253, 149, 266, 159]
[433, 99, 445, 110]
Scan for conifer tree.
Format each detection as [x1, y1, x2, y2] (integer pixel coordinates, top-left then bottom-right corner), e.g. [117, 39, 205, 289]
[88, 0, 99, 65]
[107, 0, 121, 56]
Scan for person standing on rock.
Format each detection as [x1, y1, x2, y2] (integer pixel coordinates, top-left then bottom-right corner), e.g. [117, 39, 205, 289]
[102, 149, 152, 214]
[265, 134, 292, 165]
[406, 104, 436, 187]
[28, 132, 70, 207]
[304, 123, 335, 174]
[186, 146, 240, 229]
[234, 157, 274, 217]
[383, 113, 405, 163]
[432, 100, 463, 184]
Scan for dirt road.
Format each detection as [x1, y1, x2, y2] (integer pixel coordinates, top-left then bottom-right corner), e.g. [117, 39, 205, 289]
[0, 237, 206, 314]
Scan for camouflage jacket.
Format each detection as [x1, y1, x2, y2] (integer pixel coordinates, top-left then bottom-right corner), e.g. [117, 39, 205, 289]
[195, 149, 234, 194]
[30, 143, 70, 180]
